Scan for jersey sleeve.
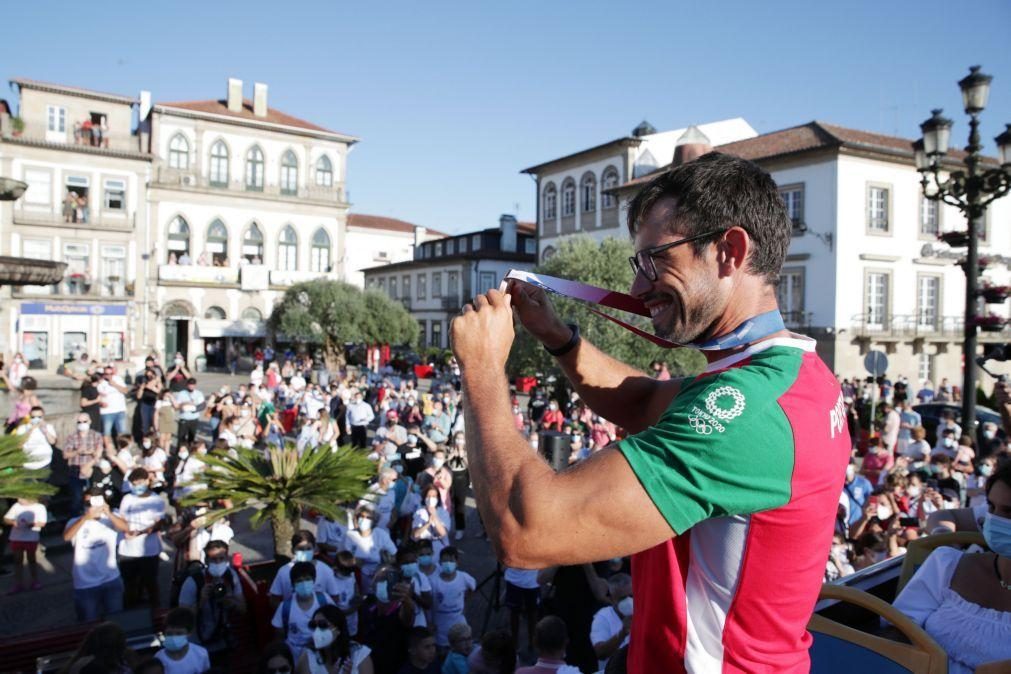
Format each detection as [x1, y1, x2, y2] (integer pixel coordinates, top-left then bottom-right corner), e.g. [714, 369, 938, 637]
[618, 360, 800, 535]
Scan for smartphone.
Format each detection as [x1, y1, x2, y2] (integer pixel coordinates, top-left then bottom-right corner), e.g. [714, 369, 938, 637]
[899, 517, 920, 528]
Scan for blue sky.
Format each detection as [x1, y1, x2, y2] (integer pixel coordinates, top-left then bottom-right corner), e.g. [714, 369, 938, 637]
[2, 1, 1009, 234]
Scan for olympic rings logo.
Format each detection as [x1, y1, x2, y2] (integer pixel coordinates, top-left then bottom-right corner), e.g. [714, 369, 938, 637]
[689, 415, 713, 435]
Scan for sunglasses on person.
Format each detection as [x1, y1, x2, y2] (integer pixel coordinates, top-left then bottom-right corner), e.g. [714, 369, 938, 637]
[628, 229, 727, 282]
[307, 620, 332, 630]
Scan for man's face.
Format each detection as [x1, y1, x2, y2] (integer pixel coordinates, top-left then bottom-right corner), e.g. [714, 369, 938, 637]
[410, 636, 437, 666]
[77, 415, 90, 430]
[629, 197, 725, 343]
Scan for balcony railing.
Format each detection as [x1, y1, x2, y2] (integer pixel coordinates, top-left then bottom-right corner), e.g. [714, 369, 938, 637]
[152, 164, 346, 203]
[15, 276, 133, 299]
[4, 127, 146, 154]
[13, 205, 135, 231]
[158, 264, 239, 285]
[269, 269, 339, 287]
[850, 313, 966, 339]
[440, 295, 461, 311]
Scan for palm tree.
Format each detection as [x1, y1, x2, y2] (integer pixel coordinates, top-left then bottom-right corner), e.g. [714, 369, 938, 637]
[0, 434, 57, 500]
[182, 444, 374, 559]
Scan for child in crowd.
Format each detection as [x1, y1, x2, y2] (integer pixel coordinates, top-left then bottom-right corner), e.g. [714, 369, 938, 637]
[154, 607, 211, 674]
[3, 496, 48, 593]
[442, 622, 473, 674]
[429, 547, 476, 650]
[271, 561, 335, 662]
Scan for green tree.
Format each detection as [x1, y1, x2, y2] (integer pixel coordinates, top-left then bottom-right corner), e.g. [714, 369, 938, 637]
[0, 435, 57, 500]
[182, 444, 374, 559]
[269, 280, 418, 367]
[506, 236, 706, 378]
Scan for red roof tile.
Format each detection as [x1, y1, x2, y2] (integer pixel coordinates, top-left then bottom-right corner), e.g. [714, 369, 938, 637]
[348, 214, 448, 238]
[11, 77, 136, 104]
[518, 221, 536, 234]
[157, 98, 354, 138]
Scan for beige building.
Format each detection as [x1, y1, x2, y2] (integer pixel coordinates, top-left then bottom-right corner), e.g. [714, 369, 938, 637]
[0, 78, 152, 369]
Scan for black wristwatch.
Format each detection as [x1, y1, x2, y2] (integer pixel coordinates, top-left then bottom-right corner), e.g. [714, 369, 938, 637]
[544, 323, 580, 357]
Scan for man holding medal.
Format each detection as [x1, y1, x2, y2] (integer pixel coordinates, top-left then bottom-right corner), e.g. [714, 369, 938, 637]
[451, 152, 851, 673]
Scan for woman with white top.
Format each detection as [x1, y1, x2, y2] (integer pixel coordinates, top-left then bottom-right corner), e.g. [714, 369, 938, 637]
[295, 604, 373, 674]
[893, 461, 1011, 673]
[411, 485, 451, 558]
[345, 508, 397, 595]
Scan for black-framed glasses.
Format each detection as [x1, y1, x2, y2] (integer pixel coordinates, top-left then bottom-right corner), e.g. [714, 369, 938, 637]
[628, 229, 727, 281]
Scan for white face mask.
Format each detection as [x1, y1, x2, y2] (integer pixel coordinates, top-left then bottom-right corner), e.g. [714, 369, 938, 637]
[432, 458, 445, 470]
[312, 627, 335, 649]
[77, 422, 90, 432]
[876, 505, 893, 520]
[845, 465, 856, 481]
[143, 440, 152, 449]
[98, 459, 112, 473]
[241, 409, 250, 417]
[617, 596, 634, 616]
[906, 485, 921, 498]
[89, 495, 105, 509]
[426, 497, 439, 508]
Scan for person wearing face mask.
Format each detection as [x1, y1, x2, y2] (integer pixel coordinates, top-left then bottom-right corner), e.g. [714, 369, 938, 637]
[395, 545, 434, 627]
[423, 401, 452, 445]
[63, 487, 130, 620]
[15, 405, 56, 470]
[155, 607, 211, 674]
[270, 531, 342, 608]
[346, 394, 375, 449]
[892, 461, 1011, 673]
[842, 459, 873, 527]
[62, 414, 107, 516]
[364, 467, 399, 531]
[411, 486, 451, 558]
[860, 435, 893, 486]
[540, 399, 564, 432]
[364, 564, 420, 673]
[234, 402, 259, 448]
[591, 573, 633, 673]
[331, 550, 363, 638]
[346, 509, 397, 595]
[273, 562, 337, 663]
[445, 432, 469, 541]
[428, 546, 475, 651]
[116, 468, 168, 608]
[177, 539, 246, 666]
[140, 433, 169, 490]
[174, 378, 205, 448]
[296, 604, 374, 674]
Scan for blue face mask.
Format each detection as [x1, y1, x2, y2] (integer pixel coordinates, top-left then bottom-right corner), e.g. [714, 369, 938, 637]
[400, 562, 418, 578]
[375, 580, 389, 603]
[132, 483, 148, 495]
[418, 554, 433, 567]
[294, 549, 313, 563]
[294, 580, 315, 598]
[441, 561, 457, 574]
[163, 634, 189, 652]
[983, 513, 1011, 557]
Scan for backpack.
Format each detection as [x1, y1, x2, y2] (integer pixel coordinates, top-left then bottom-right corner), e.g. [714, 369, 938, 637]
[281, 591, 330, 633]
[170, 560, 206, 608]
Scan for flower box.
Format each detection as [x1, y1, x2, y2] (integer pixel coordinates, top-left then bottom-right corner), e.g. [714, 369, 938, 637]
[938, 231, 969, 247]
[980, 285, 1011, 304]
[972, 314, 1008, 332]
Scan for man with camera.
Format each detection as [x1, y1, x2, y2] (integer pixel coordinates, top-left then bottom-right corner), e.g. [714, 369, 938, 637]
[177, 539, 246, 666]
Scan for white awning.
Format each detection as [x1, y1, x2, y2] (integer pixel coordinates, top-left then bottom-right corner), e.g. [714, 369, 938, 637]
[195, 319, 266, 339]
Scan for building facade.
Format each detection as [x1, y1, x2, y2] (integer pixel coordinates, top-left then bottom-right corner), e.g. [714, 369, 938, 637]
[0, 79, 152, 369]
[362, 215, 537, 349]
[521, 118, 756, 261]
[612, 121, 1011, 385]
[344, 214, 447, 288]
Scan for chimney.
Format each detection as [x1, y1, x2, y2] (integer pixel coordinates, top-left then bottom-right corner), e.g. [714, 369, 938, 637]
[253, 82, 268, 118]
[499, 214, 517, 253]
[227, 78, 243, 113]
[672, 125, 712, 166]
[414, 225, 427, 250]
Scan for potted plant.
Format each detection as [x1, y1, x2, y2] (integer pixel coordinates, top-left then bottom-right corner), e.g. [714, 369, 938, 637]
[980, 283, 1011, 304]
[938, 230, 969, 247]
[11, 116, 24, 137]
[972, 314, 1008, 332]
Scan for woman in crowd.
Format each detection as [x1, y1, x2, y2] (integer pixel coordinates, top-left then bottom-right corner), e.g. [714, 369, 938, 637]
[155, 389, 178, 454]
[5, 376, 40, 433]
[345, 508, 396, 595]
[411, 485, 451, 558]
[63, 621, 137, 673]
[139, 433, 168, 491]
[295, 604, 373, 674]
[7, 352, 28, 390]
[893, 461, 1011, 673]
[136, 368, 163, 437]
[79, 372, 104, 431]
[445, 432, 469, 540]
[260, 641, 297, 674]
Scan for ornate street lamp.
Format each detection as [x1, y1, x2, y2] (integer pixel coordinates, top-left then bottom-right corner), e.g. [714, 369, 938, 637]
[917, 65, 1011, 438]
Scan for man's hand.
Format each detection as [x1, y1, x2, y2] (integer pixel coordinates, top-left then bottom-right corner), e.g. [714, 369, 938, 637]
[451, 289, 515, 371]
[506, 280, 572, 350]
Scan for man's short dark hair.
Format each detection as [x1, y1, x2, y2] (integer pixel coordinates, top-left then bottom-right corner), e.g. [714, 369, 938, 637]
[187, 378, 197, 385]
[407, 626, 434, 649]
[291, 561, 316, 582]
[127, 468, 149, 483]
[534, 615, 568, 654]
[291, 530, 315, 549]
[205, 539, 229, 554]
[626, 152, 791, 284]
[165, 607, 195, 631]
[29, 405, 44, 416]
[439, 546, 459, 561]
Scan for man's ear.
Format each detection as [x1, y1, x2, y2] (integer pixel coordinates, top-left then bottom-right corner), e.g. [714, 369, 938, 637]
[718, 226, 750, 274]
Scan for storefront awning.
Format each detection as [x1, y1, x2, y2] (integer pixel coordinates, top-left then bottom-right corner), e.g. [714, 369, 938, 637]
[195, 319, 266, 339]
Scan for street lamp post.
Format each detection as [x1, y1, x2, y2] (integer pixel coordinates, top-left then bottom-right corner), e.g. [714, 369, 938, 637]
[916, 65, 1011, 438]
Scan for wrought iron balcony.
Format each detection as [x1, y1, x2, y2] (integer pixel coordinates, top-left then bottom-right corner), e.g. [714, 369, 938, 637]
[152, 164, 346, 204]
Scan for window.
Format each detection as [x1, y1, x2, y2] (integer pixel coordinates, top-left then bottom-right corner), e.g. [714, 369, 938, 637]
[63, 332, 87, 363]
[417, 273, 427, 300]
[22, 240, 54, 295]
[402, 276, 411, 301]
[311, 228, 331, 272]
[447, 271, 458, 297]
[103, 179, 126, 211]
[280, 151, 298, 195]
[168, 134, 189, 169]
[524, 238, 536, 254]
[917, 351, 933, 384]
[242, 223, 264, 263]
[390, 277, 398, 299]
[865, 272, 890, 329]
[431, 321, 442, 349]
[478, 272, 496, 295]
[207, 219, 229, 265]
[432, 272, 442, 297]
[561, 179, 576, 217]
[23, 332, 49, 370]
[435, 242, 443, 257]
[471, 234, 481, 251]
[278, 225, 298, 271]
[204, 306, 227, 319]
[47, 105, 66, 133]
[920, 197, 940, 237]
[418, 320, 428, 349]
[543, 182, 557, 220]
[777, 268, 805, 324]
[64, 243, 90, 294]
[315, 156, 334, 187]
[100, 332, 124, 361]
[601, 167, 619, 209]
[779, 184, 804, 233]
[581, 173, 597, 213]
[241, 307, 263, 321]
[100, 245, 126, 296]
[209, 141, 229, 186]
[245, 146, 264, 191]
[917, 275, 941, 329]
[23, 169, 52, 205]
[167, 216, 191, 260]
[867, 185, 890, 233]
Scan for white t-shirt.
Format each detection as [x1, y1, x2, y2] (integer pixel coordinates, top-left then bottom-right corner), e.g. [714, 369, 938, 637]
[174, 456, 207, 499]
[269, 559, 340, 600]
[155, 643, 211, 674]
[345, 528, 397, 593]
[411, 507, 451, 557]
[430, 571, 476, 646]
[191, 520, 235, 563]
[504, 567, 539, 589]
[141, 448, 169, 484]
[901, 439, 932, 462]
[590, 606, 629, 672]
[66, 516, 121, 589]
[98, 377, 128, 415]
[271, 593, 334, 662]
[316, 516, 348, 552]
[332, 572, 359, 636]
[4, 502, 47, 542]
[17, 423, 55, 469]
[116, 493, 166, 558]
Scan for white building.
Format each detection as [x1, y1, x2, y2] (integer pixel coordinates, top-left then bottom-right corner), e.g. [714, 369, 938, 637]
[362, 215, 537, 349]
[612, 121, 1011, 385]
[344, 214, 447, 288]
[521, 118, 757, 261]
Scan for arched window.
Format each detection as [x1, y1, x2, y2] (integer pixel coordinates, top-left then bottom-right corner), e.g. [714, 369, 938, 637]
[542, 246, 556, 262]
[561, 178, 576, 217]
[315, 156, 333, 187]
[209, 140, 229, 186]
[278, 225, 298, 271]
[206, 219, 229, 265]
[168, 134, 189, 170]
[601, 166, 619, 209]
[311, 228, 331, 272]
[204, 306, 226, 320]
[543, 182, 557, 220]
[245, 146, 264, 191]
[581, 173, 597, 213]
[241, 307, 263, 321]
[280, 150, 298, 195]
[242, 223, 264, 263]
[167, 216, 190, 261]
